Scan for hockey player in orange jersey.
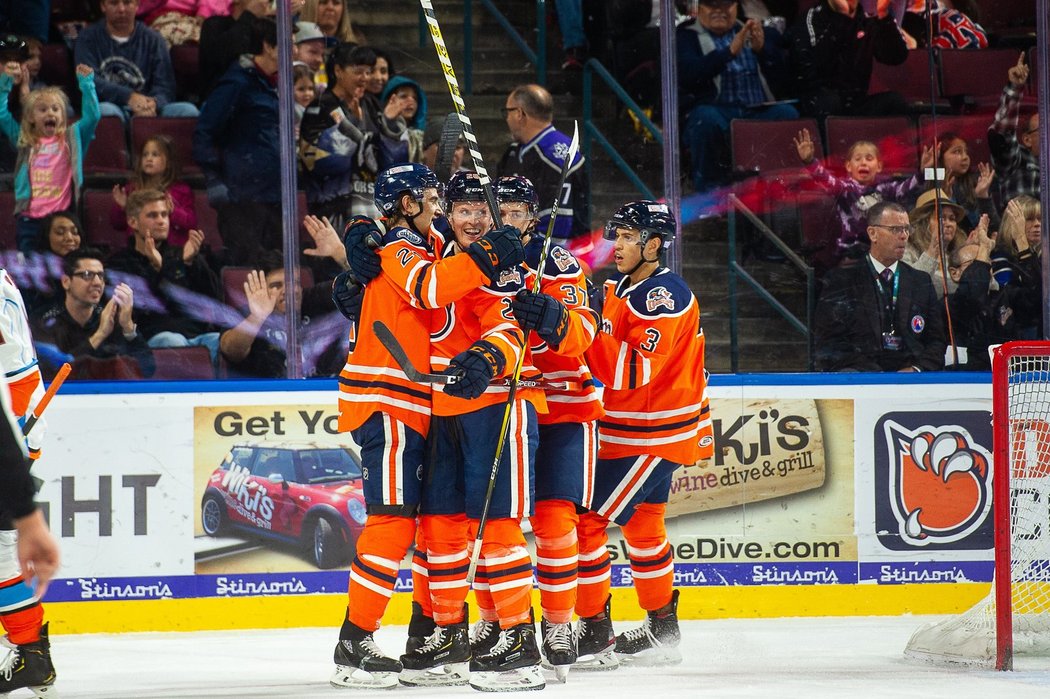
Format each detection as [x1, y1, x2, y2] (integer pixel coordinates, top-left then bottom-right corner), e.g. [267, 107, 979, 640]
[574, 201, 713, 669]
[330, 163, 526, 689]
[399, 172, 547, 692]
[467, 175, 601, 682]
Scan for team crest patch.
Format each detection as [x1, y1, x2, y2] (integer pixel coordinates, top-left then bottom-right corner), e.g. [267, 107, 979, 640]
[551, 247, 573, 272]
[646, 286, 675, 312]
[396, 228, 423, 245]
[552, 141, 570, 161]
[498, 268, 523, 286]
[910, 315, 925, 333]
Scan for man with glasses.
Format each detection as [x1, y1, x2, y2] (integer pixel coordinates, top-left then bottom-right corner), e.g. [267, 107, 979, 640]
[990, 52, 1040, 205]
[31, 249, 155, 379]
[813, 201, 945, 372]
[497, 84, 589, 248]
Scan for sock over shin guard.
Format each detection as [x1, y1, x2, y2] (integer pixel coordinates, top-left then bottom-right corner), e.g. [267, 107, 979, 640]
[471, 518, 533, 629]
[0, 531, 43, 645]
[531, 499, 579, 624]
[411, 522, 433, 619]
[421, 513, 470, 626]
[574, 510, 612, 618]
[621, 503, 674, 611]
[347, 514, 417, 631]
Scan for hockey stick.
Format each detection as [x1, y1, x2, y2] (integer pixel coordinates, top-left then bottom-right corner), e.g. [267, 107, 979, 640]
[467, 123, 580, 584]
[418, 0, 502, 225]
[433, 112, 461, 182]
[371, 321, 577, 391]
[23, 363, 71, 437]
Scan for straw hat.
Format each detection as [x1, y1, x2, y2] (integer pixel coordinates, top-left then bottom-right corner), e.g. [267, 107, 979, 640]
[909, 189, 966, 223]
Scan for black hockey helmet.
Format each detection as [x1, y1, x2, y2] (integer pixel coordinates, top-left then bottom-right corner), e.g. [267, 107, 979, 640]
[445, 171, 487, 207]
[374, 163, 442, 216]
[603, 201, 676, 250]
[494, 175, 539, 216]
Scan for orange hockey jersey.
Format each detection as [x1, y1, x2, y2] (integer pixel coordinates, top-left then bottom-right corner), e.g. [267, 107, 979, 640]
[430, 247, 545, 418]
[585, 268, 713, 465]
[522, 240, 603, 425]
[338, 224, 489, 436]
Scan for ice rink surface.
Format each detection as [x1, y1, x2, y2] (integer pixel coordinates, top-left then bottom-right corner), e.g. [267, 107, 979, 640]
[46, 615, 1050, 698]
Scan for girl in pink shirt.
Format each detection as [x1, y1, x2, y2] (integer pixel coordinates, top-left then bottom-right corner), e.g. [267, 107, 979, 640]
[111, 135, 197, 247]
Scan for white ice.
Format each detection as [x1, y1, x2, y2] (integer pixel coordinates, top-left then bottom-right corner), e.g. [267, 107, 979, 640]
[47, 616, 1050, 698]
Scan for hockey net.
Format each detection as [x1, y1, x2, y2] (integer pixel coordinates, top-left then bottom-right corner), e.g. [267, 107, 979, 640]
[905, 342, 1050, 670]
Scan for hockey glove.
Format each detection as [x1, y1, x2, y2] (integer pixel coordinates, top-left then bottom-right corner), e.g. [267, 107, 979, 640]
[443, 340, 506, 400]
[343, 216, 384, 284]
[331, 270, 364, 321]
[466, 224, 525, 282]
[512, 289, 569, 346]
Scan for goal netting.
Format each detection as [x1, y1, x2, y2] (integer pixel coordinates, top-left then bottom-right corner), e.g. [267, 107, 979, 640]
[905, 342, 1050, 670]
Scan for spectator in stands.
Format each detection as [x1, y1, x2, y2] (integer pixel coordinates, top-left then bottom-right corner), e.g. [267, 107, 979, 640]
[111, 134, 197, 247]
[497, 83, 589, 245]
[293, 20, 327, 93]
[785, 0, 908, 120]
[932, 132, 998, 231]
[794, 128, 933, 264]
[74, 0, 199, 122]
[198, 0, 273, 99]
[947, 221, 1040, 370]
[300, 0, 363, 45]
[219, 252, 345, 378]
[380, 75, 426, 163]
[32, 248, 156, 380]
[21, 36, 45, 92]
[39, 211, 83, 257]
[0, 65, 99, 254]
[194, 16, 281, 265]
[22, 211, 84, 316]
[677, 0, 796, 193]
[990, 195, 1043, 341]
[813, 201, 946, 372]
[904, 189, 981, 299]
[989, 53, 1040, 206]
[105, 188, 221, 360]
[136, 0, 230, 48]
[367, 48, 393, 101]
[299, 44, 408, 228]
[900, 0, 987, 50]
[292, 63, 315, 140]
[554, 0, 588, 69]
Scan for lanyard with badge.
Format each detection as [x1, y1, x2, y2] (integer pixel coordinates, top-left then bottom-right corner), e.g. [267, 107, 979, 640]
[870, 260, 901, 351]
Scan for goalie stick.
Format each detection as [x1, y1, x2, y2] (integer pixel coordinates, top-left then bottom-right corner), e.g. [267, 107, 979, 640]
[23, 362, 71, 437]
[371, 321, 576, 391]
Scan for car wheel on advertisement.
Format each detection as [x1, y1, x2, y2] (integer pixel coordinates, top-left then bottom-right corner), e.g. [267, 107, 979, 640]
[310, 515, 347, 569]
[201, 494, 228, 536]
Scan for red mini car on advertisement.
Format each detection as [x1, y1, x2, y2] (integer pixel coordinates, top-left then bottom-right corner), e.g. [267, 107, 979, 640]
[201, 441, 367, 568]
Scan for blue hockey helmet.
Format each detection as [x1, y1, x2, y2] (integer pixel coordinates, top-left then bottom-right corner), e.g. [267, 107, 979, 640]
[603, 201, 676, 250]
[445, 171, 487, 207]
[494, 175, 539, 216]
[374, 163, 442, 216]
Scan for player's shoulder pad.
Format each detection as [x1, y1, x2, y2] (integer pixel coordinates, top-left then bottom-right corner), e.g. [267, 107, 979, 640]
[383, 225, 426, 248]
[625, 270, 695, 318]
[538, 128, 583, 169]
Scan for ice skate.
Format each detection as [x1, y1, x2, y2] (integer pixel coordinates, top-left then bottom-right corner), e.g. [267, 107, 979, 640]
[469, 623, 545, 692]
[330, 621, 402, 689]
[0, 622, 57, 699]
[614, 589, 682, 666]
[405, 601, 437, 655]
[398, 621, 470, 687]
[539, 618, 576, 682]
[573, 596, 619, 671]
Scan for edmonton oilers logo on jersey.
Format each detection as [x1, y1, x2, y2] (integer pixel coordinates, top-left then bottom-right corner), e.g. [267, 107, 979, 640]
[646, 286, 675, 312]
[874, 412, 993, 550]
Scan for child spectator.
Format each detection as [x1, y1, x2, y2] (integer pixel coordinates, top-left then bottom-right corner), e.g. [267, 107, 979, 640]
[0, 65, 99, 254]
[110, 134, 197, 247]
[293, 63, 315, 140]
[932, 132, 997, 231]
[379, 75, 426, 163]
[794, 128, 933, 263]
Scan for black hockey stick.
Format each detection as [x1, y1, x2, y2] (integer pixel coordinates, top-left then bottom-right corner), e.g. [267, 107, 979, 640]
[418, 0, 502, 226]
[467, 122, 581, 584]
[371, 321, 577, 391]
[433, 112, 461, 182]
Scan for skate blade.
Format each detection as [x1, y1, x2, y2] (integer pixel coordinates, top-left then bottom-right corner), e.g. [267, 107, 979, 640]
[615, 645, 682, 666]
[469, 665, 546, 692]
[571, 649, 619, 671]
[539, 660, 572, 683]
[399, 662, 470, 687]
[330, 664, 400, 689]
[0, 683, 59, 699]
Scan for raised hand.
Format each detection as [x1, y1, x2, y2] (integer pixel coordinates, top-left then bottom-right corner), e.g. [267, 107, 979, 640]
[1008, 52, 1029, 88]
[974, 163, 995, 199]
[93, 297, 118, 344]
[75, 63, 93, 78]
[141, 230, 163, 270]
[112, 183, 128, 208]
[244, 270, 277, 321]
[920, 143, 936, 170]
[112, 283, 135, 333]
[183, 229, 205, 264]
[303, 214, 347, 267]
[747, 19, 765, 53]
[793, 128, 815, 164]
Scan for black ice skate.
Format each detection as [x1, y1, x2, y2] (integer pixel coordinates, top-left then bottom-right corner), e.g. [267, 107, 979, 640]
[398, 621, 470, 687]
[0, 622, 57, 698]
[330, 620, 403, 689]
[471, 618, 500, 657]
[613, 589, 683, 666]
[540, 617, 577, 682]
[573, 596, 619, 671]
[469, 623, 545, 692]
[405, 601, 437, 655]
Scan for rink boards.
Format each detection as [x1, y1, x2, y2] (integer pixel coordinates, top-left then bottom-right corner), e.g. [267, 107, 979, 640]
[30, 374, 1022, 633]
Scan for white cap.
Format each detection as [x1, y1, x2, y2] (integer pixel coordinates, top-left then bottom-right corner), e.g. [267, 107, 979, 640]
[294, 21, 325, 44]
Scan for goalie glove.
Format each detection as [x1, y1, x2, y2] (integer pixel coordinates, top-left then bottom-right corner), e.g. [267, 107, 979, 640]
[443, 340, 506, 400]
[466, 224, 525, 282]
[511, 289, 569, 346]
[343, 216, 384, 284]
[331, 270, 364, 321]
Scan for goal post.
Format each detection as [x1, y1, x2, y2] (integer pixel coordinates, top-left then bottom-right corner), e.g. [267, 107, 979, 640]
[905, 342, 1050, 670]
